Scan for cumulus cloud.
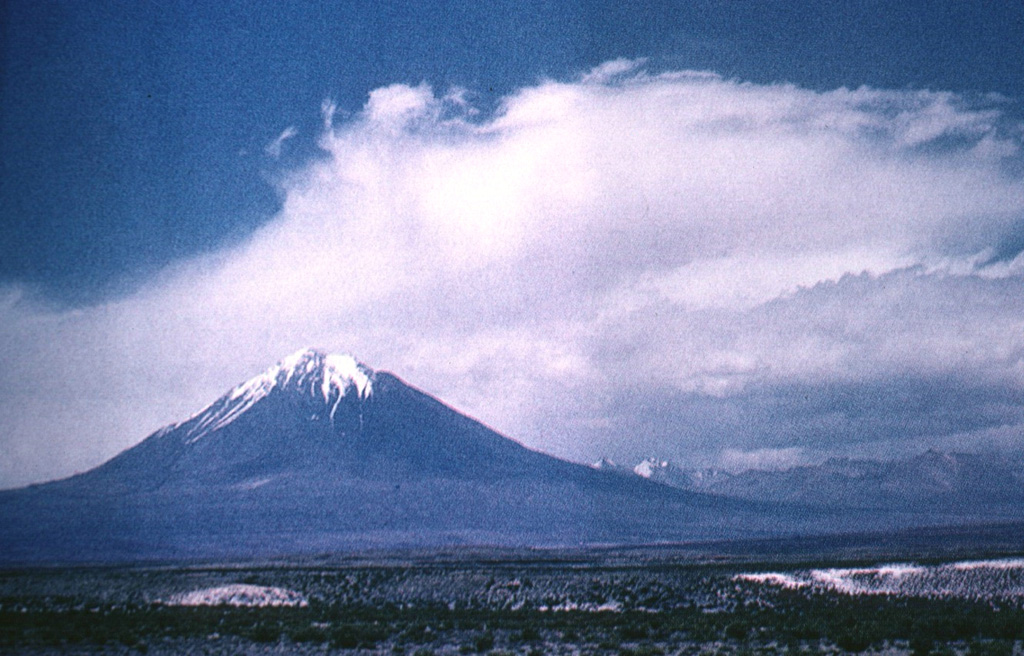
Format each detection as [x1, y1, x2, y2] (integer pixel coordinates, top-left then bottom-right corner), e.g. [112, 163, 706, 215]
[2, 61, 1024, 487]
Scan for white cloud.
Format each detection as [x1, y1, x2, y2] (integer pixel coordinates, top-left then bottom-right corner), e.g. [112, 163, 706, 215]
[363, 82, 438, 128]
[264, 126, 298, 158]
[2, 61, 1023, 487]
[720, 447, 807, 472]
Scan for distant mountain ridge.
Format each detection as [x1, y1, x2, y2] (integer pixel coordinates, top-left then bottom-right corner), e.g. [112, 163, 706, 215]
[594, 450, 1024, 516]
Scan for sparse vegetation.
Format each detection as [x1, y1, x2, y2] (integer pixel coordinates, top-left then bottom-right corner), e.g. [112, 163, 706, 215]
[2, 553, 1023, 654]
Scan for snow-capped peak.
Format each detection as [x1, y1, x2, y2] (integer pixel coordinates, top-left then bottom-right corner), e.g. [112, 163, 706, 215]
[634, 457, 669, 479]
[592, 457, 619, 470]
[275, 348, 374, 401]
[181, 348, 375, 443]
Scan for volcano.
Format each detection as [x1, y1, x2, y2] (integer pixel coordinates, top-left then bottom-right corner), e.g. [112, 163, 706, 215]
[1, 348, 828, 564]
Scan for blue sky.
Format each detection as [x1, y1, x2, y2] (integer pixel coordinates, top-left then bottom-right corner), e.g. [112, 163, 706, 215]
[2, 1, 1024, 487]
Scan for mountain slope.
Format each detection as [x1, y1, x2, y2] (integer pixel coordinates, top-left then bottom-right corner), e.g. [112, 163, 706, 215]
[1, 349, 833, 564]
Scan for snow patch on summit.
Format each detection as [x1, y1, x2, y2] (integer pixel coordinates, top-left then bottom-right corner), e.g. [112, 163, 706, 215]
[180, 348, 374, 444]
